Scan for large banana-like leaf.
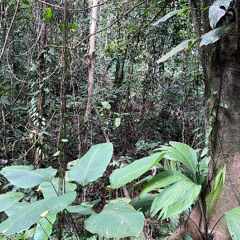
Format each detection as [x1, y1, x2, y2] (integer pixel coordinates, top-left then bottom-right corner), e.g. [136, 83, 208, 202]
[140, 170, 190, 196]
[206, 165, 226, 221]
[200, 24, 234, 47]
[110, 152, 165, 189]
[0, 191, 76, 235]
[0, 192, 25, 212]
[85, 200, 144, 238]
[225, 206, 240, 240]
[156, 39, 195, 64]
[153, 9, 187, 26]
[68, 143, 113, 186]
[151, 180, 201, 219]
[160, 142, 198, 176]
[0, 166, 57, 189]
[209, 0, 233, 29]
[34, 214, 56, 240]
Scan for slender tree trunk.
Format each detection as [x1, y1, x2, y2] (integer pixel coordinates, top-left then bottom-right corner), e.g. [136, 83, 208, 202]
[83, 0, 98, 152]
[84, 0, 98, 120]
[58, 0, 68, 239]
[35, 0, 48, 168]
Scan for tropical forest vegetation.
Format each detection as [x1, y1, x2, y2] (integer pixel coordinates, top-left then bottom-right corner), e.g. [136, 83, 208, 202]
[0, 0, 240, 239]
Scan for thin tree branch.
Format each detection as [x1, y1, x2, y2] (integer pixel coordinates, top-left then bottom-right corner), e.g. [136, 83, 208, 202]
[35, 0, 109, 11]
[0, 0, 20, 63]
[72, 0, 148, 49]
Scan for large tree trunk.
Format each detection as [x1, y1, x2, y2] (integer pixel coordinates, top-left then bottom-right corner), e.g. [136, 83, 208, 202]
[204, 22, 240, 240]
[170, 1, 240, 239]
[201, 1, 240, 239]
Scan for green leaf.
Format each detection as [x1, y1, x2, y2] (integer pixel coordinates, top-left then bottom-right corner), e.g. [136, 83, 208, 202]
[1, 166, 57, 189]
[44, 8, 52, 21]
[40, 178, 76, 199]
[0, 192, 25, 212]
[102, 101, 111, 110]
[69, 23, 78, 30]
[153, 9, 187, 26]
[200, 23, 234, 47]
[66, 202, 96, 215]
[132, 176, 152, 190]
[34, 214, 56, 240]
[0, 191, 76, 235]
[157, 39, 195, 64]
[4, 202, 29, 217]
[85, 201, 145, 238]
[206, 165, 226, 221]
[68, 143, 113, 186]
[140, 170, 190, 196]
[151, 180, 201, 219]
[61, 139, 68, 142]
[53, 151, 60, 157]
[130, 194, 156, 213]
[209, 0, 233, 29]
[219, 102, 229, 109]
[160, 142, 198, 176]
[113, 117, 121, 127]
[225, 206, 240, 240]
[110, 152, 165, 189]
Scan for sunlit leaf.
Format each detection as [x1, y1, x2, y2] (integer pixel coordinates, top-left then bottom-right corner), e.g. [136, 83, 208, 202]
[157, 39, 195, 64]
[209, 0, 233, 28]
[200, 23, 234, 47]
[206, 165, 226, 221]
[68, 143, 113, 186]
[110, 152, 165, 189]
[151, 180, 201, 219]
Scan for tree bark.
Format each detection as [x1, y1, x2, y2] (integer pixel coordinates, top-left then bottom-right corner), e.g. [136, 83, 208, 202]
[84, 0, 98, 121]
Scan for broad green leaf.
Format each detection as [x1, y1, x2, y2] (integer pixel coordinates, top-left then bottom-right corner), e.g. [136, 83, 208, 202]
[157, 39, 195, 64]
[153, 9, 187, 26]
[209, 0, 233, 28]
[110, 152, 165, 189]
[40, 178, 76, 199]
[85, 201, 144, 238]
[140, 170, 190, 196]
[68, 143, 113, 186]
[0, 191, 76, 235]
[206, 165, 226, 221]
[160, 142, 198, 175]
[1, 166, 57, 189]
[0, 192, 25, 212]
[34, 214, 56, 240]
[200, 23, 234, 47]
[4, 202, 29, 217]
[151, 180, 201, 219]
[225, 206, 240, 240]
[130, 194, 156, 213]
[102, 101, 111, 110]
[66, 202, 96, 215]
